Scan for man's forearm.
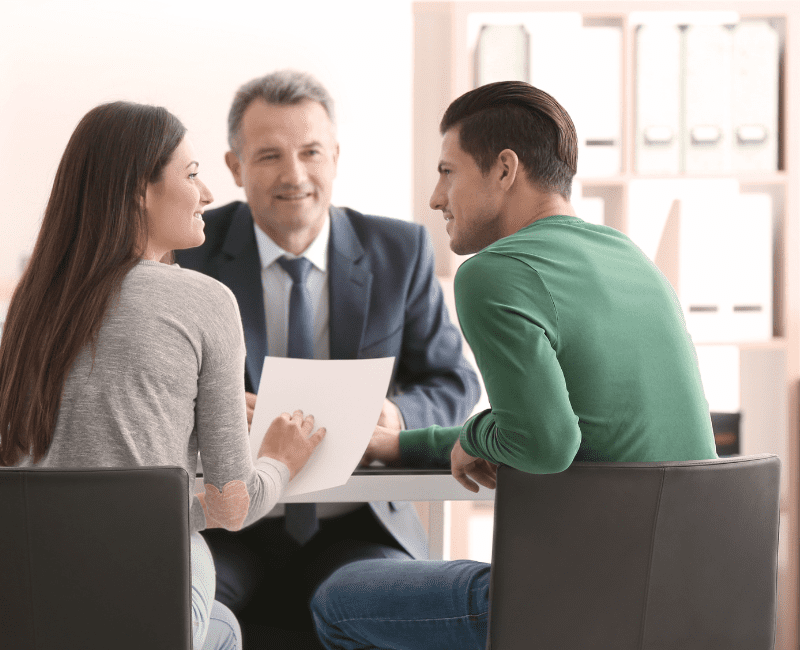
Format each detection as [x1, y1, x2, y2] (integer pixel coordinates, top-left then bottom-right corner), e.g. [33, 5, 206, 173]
[398, 424, 461, 468]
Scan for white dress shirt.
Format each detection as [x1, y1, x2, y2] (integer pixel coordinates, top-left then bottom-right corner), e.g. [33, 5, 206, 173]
[253, 215, 330, 361]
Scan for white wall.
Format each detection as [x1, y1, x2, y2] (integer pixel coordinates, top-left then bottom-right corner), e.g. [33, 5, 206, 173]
[0, 0, 413, 281]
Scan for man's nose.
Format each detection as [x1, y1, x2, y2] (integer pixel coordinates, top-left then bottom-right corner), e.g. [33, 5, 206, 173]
[430, 181, 445, 211]
[279, 154, 308, 185]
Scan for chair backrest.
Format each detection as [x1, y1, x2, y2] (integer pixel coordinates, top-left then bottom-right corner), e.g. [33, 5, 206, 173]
[487, 454, 780, 650]
[0, 466, 192, 650]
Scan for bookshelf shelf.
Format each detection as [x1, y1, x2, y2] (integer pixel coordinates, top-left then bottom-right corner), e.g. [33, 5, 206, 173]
[580, 173, 789, 183]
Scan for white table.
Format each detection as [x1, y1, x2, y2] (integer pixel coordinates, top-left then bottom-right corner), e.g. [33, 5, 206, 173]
[195, 468, 496, 559]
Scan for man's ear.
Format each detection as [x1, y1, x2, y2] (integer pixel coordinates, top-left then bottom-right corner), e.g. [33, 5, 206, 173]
[332, 142, 340, 179]
[496, 149, 520, 190]
[225, 151, 244, 187]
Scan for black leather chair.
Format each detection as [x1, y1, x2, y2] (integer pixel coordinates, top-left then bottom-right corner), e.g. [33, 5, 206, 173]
[0, 466, 192, 650]
[487, 454, 781, 650]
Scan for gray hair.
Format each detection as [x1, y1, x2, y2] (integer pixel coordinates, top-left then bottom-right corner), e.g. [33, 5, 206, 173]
[227, 69, 336, 152]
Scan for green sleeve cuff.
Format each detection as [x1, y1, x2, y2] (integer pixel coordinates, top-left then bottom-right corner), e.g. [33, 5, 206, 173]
[399, 425, 462, 468]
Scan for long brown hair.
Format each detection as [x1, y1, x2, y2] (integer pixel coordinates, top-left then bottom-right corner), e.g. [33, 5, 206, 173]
[0, 101, 186, 465]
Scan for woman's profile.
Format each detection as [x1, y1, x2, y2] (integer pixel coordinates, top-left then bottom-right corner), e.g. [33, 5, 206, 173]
[0, 101, 325, 649]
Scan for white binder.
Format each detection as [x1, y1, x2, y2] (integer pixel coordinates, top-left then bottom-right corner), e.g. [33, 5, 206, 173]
[679, 184, 772, 342]
[731, 20, 780, 172]
[683, 24, 734, 174]
[468, 13, 582, 130]
[475, 24, 530, 86]
[628, 179, 772, 343]
[576, 26, 622, 176]
[524, 12, 583, 140]
[678, 184, 732, 341]
[635, 25, 682, 174]
[726, 192, 773, 340]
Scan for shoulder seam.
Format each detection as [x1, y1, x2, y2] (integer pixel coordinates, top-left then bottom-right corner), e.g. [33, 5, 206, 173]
[463, 251, 560, 351]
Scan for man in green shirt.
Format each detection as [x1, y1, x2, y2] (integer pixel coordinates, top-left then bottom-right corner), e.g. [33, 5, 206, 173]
[310, 81, 717, 650]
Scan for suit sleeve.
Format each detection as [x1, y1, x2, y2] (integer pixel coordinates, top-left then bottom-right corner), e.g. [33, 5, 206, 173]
[391, 226, 481, 435]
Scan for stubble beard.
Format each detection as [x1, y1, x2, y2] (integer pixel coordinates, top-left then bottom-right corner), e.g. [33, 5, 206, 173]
[450, 212, 504, 255]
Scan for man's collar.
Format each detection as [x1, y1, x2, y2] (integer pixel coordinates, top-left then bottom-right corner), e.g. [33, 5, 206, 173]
[252, 209, 330, 272]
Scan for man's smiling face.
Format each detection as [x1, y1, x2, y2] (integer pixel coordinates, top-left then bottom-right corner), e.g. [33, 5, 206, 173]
[226, 98, 339, 244]
[430, 126, 503, 255]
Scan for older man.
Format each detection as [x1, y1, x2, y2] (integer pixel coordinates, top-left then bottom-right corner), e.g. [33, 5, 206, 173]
[175, 70, 480, 644]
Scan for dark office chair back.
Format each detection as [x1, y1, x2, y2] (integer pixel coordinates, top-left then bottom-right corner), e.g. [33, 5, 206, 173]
[0, 466, 192, 650]
[487, 454, 780, 650]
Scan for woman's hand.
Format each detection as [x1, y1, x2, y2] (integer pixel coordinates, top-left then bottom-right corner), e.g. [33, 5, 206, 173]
[257, 410, 326, 480]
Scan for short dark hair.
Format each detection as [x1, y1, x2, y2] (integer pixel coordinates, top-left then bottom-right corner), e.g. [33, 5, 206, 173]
[228, 70, 335, 152]
[440, 81, 577, 199]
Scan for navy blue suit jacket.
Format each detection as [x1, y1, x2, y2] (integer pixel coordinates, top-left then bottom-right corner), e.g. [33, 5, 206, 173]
[175, 201, 480, 558]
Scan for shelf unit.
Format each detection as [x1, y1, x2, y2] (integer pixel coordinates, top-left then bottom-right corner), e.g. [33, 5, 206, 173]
[413, 3, 800, 649]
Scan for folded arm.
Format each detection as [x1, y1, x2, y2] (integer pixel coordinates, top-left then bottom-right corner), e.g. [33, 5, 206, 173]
[455, 253, 581, 474]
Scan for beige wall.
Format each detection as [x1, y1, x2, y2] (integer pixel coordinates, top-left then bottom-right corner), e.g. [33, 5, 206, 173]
[0, 0, 414, 288]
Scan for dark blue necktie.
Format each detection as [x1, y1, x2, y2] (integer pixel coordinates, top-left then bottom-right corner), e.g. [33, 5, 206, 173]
[276, 256, 319, 545]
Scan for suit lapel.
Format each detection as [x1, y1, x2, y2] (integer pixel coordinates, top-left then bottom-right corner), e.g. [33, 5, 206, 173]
[216, 203, 268, 392]
[329, 207, 372, 359]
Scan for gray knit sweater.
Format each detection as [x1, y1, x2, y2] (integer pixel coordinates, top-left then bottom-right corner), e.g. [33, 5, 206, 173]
[17, 260, 287, 532]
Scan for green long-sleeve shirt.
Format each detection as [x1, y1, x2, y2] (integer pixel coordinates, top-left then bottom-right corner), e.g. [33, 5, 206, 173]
[399, 215, 717, 471]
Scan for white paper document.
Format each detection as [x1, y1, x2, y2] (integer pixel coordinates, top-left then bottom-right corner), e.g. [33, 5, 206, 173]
[249, 356, 396, 497]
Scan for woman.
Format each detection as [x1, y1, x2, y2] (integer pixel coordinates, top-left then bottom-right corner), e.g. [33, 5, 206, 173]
[0, 101, 325, 649]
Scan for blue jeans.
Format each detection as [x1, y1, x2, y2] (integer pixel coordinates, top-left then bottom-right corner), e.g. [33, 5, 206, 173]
[310, 559, 491, 650]
[191, 532, 242, 649]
